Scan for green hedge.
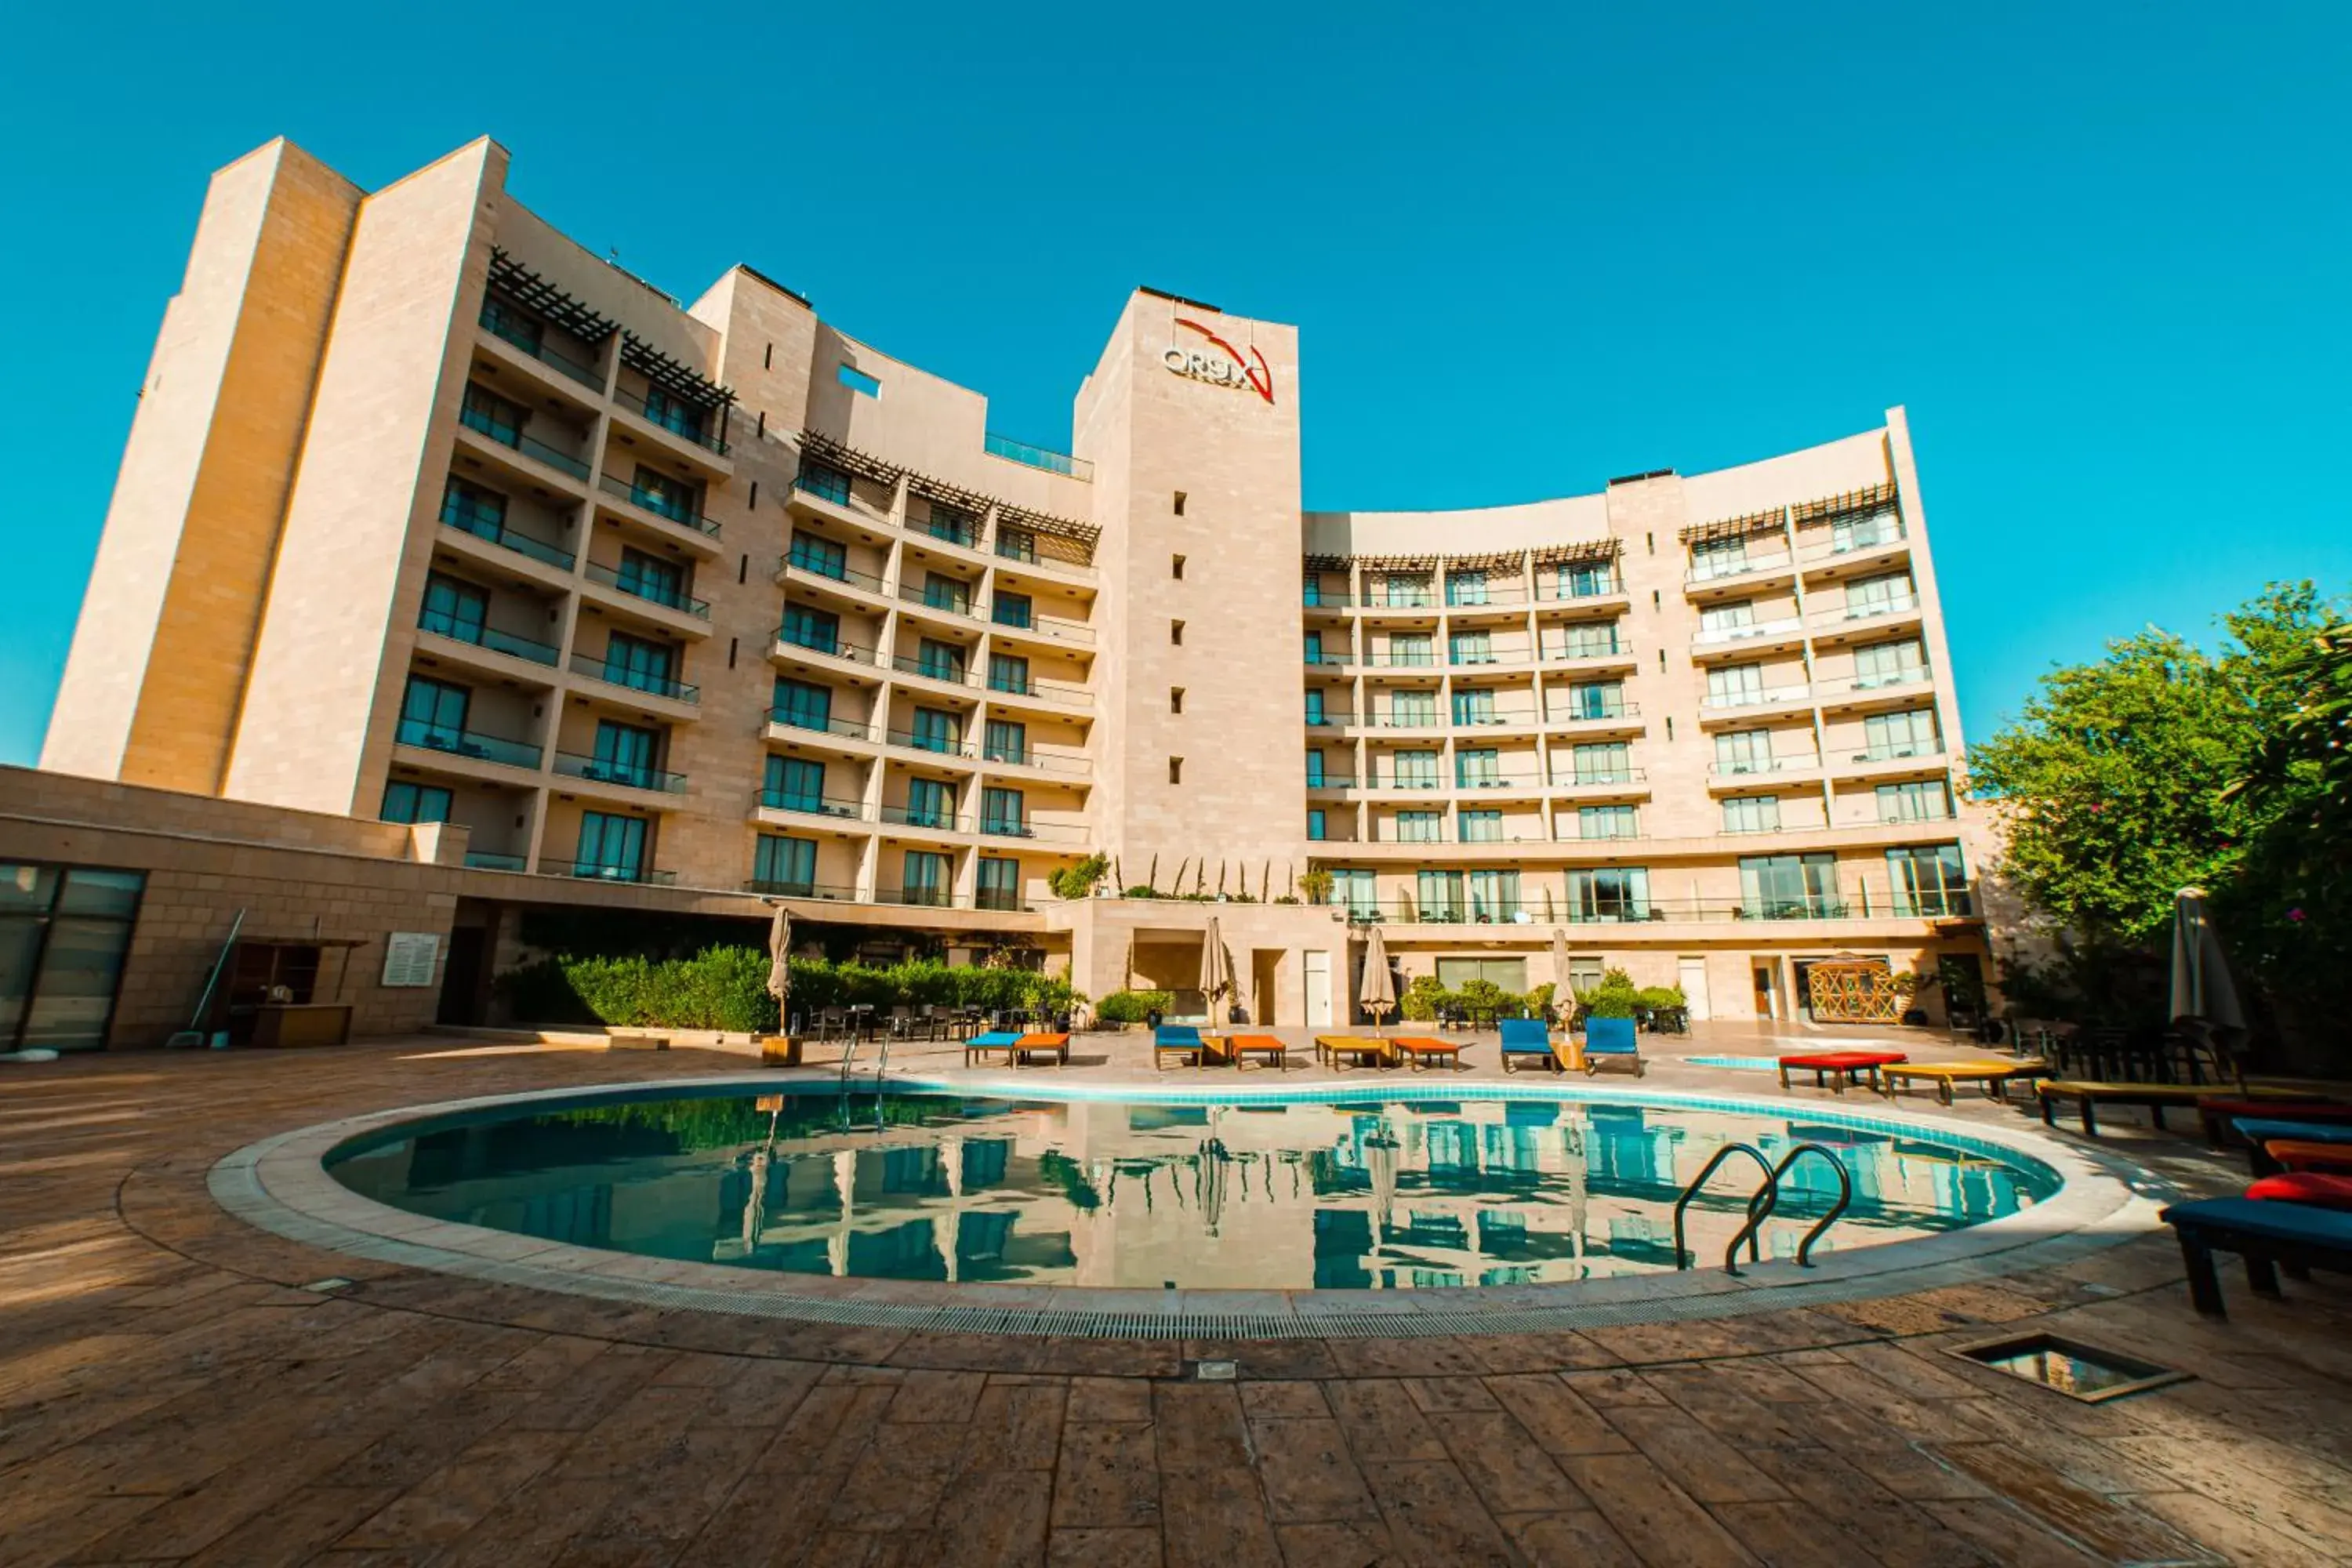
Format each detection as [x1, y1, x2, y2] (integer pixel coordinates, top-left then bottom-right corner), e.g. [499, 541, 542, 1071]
[1094, 989, 1174, 1025]
[1399, 975, 1558, 1022]
[497, 948, 1076, 1032]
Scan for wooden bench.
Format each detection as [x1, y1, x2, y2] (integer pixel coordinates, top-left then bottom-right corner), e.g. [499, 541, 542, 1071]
[2161, 1196, 2352, 1318]
[1877, 1058, 2045, 1106]
[2038, 1080, 2307, 1137]
[1315, 1035, 1393, 1069]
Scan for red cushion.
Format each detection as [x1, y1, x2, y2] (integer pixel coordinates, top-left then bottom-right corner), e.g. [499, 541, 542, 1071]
[2246, 1172, 2352, 1210]
[1780, 1051, 1908, 1069]
[2203, 1098, 2352, 1121]
[2267, 1141, 2352, 1174]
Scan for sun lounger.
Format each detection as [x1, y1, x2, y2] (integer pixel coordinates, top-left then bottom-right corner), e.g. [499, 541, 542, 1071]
[1014, 1032, 1070, 1065]
[2246, 1172, 2352, 1210]
[1777, 1050, 1907, 1095]
[2262, 1139, 2352, 1175]
[1217, 1033, 1290, 1071]
[2161, 1196, 2352, 1317]
[1153, 1025, 1207, 1069]
[1315, 1035, 1392, 1069]
[1877, 1058, 2045, 1106]
[964, 1030, 1025, 1066]
[2198, 1098, 2352, 1147]
[1390, 1036, 1469, 1072]
[2234, 1119, 2352, 1177]
[1580, 1016, 1642, 1076]
[2035, 1080, 2306, 1137]
[1498, 1018, 1561, 1073]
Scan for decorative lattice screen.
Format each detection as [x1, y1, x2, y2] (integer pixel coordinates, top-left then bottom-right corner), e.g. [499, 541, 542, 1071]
[1806, 958, 1902, 1023]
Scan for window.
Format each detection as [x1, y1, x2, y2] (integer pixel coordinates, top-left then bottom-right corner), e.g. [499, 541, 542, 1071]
[987, 653, 1029, 695]
[639, 387, 705, 441]
[1846, 572, 1914, 617]
[753, 835, 818, 895]
[990, 589, 1032, 629]
[1853, 638, 1926, 689]
[459, 383, 524, 447]
[1307, 809, 1327, 841]
[1456, 749, 1501, 789]
[1393, 750, 1439, 788]
[837, 361, 881, 397]
[920, 572, 971, 615]
[1567, 681, 1624, 720]
[909, 708, 962, 754]
[1833, 508, 1900, 554]
[763, 755, 827, 814]
[575, 811, 648, 880]
[1722, 795, 1780, 834]
[380, 781, 452, 824]
[1396, 811, 1443, 843]
[616, 548, 684, 609]
[980, 786, 1025, 837]
[983, 719, 1027, 765]
[590, 720, 659, 788]
[1576, 804, 1639, 840]
[1383, 574, 1432, 607]
[1715, 729, 1775, 775]
[1304, 630, 1325, 666]
[1862, 708, 1940, 760]
[1391, 691, 1437, 728]
[927, 506, 975, 548]
[1461, 810, 1504, 844]
[397, 675, 470, 750]
[771, 677, 833, 733]
[1305, 750, 1326, 787]
[1739, 853, 1841, 918]
[901, 850, 952, 906]
[626, 465, 695, 524]
[788, 532, 848, 581]
[480, 294, 543, 354]
[1446, 570, 1488, 607]
[1558, 622, 1623, 659]
[996, 524, 1036, 563]
[1330, 868, 1377, 917]
[1417, 869, 1465, 922]
[440, 477, 506, 540]
[0, 864, 147, 1051]
[1558, 561, 1615, 598]
[906, 778, 957, 829]
[1706, 664, 1765, 707]
[419, 573, 488, 645]
[1877, 780, 1951, 823]
[1168, 757, 1182, 785]
[916, 638, 966, 684]
[1887, 843, 1969, 916]
[976, 856, 1022, 911]
[1469, 869, 1519, 920]
[1172, 491, 1186, 515]
[1570, 742, 1630, 785]
[601, 633, 677, 695]
[1690, 538, 1749, 581]
[1171, 619, 1185, 646]
[1388, 633, 1434, 666]
[1567, 956, 1606, 994]
[779, 604, 840, 655]
[1449, 630, 1494, 666]
[1304, 689, 1326, 727]
[1451, 688, 1497, 726]
[1566, 867, 1650, 923]
[1303, 575, 1327, 607]
[1171, 554, 1185, 580]
[1439, 957, 1530, 991]
[1700, 600, 1756, 635]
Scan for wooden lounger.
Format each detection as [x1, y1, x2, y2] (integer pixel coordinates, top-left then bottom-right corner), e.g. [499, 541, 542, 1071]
[1153, 1025, 1207, 1069]
[1315, 1035, 1393, 1069]
[1777, 1051, 1907, 1095]
[1013, 1032, 1069, 1065]
[1878, 1059, 2046, 1106]
[1390, 1036, 1469, 1073]
[2035, 1080, 2305, 1137]
[1218, 1033, 1290, 1071]
[2161, 1196, 2352, 1318]
[964, 1030, 1025, 1066]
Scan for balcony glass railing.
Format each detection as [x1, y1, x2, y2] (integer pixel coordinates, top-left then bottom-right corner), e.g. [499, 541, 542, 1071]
[891, 654, 979, 688]
[880, 803, 962, 831]
[583, 561, 710, 619]
[1326, 889, 1974, 924]
[1710, 757, 1813, 777]
[758, 787, 867, 820]
[984, 432, 1094, 481]
[1813, 593, 1921, 626]
[1366, 651, 1440, 668]
[1693, 615, 1805, 647]
[568, 653, 699, 703]
[1686, 553, 1793, 584]
[978, 817, 1087, 844]
[768, 708, 873, 742]
[599, 475, 721, 539]
[1301, 590, 1356, 608]
[394, 717, 542, 771]
[1368, 591, 1437, 609]
[1702, 685, 1809, 710]
[479, 306, 604, 390]
[439, 503, 576, 571]
[553, 751, 688, 793]
[743, 878, 858, 900]
[458, 405, 590, 479]
[620, 394, 729, 456]
[886, 728, 978, 759]
[1537, 576, 1621, 601]
[538, 856, 677, 886]
[1549, 702, 1639, 724]
[995, 534, 1037, 564]
[982, 747, 1092, 776]
[778, 549, 887, 594]
[1552, 641, 1632, 662]
[918, 514, 978, 549]
[417, 608, 561, 666]
[1550, 768, 1647, 788]
[1850, 742, 1944, 764]
[793, 468, 854, 506]
[776, 626, 877, 666]
[1798, 520, 1908, 561]
[462, 849, 529, 872]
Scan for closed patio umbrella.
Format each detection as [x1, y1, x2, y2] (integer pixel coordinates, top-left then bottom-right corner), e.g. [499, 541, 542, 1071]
[1199, 917, 1233, 1022]
[1551, 927, 1573, 1021]
[765, 904, 793, 1030]
[1358, 925, 1396, 1031]
[2170, 887, 2249, 1083]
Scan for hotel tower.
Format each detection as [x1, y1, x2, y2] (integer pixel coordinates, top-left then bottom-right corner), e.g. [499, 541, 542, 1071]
[40, 136, 1994, 1033]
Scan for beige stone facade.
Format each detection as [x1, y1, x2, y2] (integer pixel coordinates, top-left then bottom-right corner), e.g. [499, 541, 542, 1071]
[38, 136, 1994, 1036]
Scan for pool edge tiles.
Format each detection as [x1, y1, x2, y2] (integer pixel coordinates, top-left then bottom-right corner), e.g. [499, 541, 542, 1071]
[212, 1071, 2168, 1340]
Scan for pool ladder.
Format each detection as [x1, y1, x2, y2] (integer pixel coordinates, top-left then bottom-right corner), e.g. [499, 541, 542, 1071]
[1671, 1142, 1852, 1276]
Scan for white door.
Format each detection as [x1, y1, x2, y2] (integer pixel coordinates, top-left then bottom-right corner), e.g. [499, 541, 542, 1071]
[1678, 957, 1712, 1022]
[1305, 951, 1333, 1028]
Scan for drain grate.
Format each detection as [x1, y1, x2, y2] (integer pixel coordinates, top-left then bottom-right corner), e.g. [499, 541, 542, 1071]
[1947, 1332, 2190, 1403]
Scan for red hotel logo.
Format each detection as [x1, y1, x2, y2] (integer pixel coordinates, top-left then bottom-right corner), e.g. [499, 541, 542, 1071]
[1164, 318, 1275, 405]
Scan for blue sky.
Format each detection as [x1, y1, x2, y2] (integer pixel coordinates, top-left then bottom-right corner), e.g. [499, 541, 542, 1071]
[3, 2, 2345, 763]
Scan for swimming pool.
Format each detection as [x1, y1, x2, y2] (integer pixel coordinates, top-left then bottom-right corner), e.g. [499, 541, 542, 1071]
[325, 1083, 2061, 1291]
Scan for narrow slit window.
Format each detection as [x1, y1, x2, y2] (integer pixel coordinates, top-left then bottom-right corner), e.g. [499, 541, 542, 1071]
[1172, 554, 1186, 580]
[1171, 619, 1185, 646]
[1171, 688, 1185, 713]
[1173, 492, 1187, 516]
[1169, 757, 1183, 785]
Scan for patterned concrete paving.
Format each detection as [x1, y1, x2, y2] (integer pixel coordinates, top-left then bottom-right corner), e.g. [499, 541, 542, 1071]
[2, 1029, 2350, 1566]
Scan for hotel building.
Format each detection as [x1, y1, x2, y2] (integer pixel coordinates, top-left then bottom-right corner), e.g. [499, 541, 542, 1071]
[27, 136, 1991, 1044]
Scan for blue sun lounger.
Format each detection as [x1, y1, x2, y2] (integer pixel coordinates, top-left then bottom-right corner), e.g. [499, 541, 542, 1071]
[964, 1030, 1025, 1066]
[1153, 1024, 1207, 1069]
[2161, 1196, 2352, 1318]
[2233, 1118, 2352, 1177]
[1581, 1016, 1644, 1076]
[1499, 1018, 1560, 1073]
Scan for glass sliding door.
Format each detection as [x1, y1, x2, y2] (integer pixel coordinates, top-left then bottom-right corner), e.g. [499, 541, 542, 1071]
[0, 864, 146, 1052]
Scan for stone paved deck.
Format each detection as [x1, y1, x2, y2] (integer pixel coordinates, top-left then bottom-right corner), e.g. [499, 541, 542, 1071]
[2, 1026, 2349, 1566]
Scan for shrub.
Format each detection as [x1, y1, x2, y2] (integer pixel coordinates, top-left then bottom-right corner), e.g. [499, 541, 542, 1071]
[1400, 974, 1450, 1022]
[495, 949, 1074, 1033]
[1123, 885, 1161, 899]
[1048, 854, 1109, 902]
[1094, 989, 1173, 1025]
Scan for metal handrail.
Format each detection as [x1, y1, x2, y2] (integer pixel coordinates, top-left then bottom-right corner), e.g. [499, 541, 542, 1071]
[1671, 1142, 1779, 1276]
[1769, 1143, 1853, 1267]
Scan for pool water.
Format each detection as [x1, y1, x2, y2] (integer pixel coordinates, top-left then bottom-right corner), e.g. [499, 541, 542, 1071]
[326, 1089, 2059, 1290]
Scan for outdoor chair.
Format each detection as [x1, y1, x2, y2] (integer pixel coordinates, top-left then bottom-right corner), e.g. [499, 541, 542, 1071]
[1498, 1018, 1561, 1073]
[1154, 1024, 1207, 1069]
[1580, 1016, 1643, 1076]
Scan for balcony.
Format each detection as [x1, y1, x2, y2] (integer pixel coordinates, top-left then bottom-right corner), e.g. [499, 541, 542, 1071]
[478, 302, 603, 391]
[1546, 769, 1650, 797]
[885, 728, 979, 761]
[775, 550, 889, 598]
[985, 432, 1093, 481]
[984, 672, 1094, 710]
[981, 745, 1092, 777]
[612, 390, 730, 459]
[457, 401, 590, 481]
[757, 787, 869, 822]
[791, 467, 857, 510]
[463, 850, 529, 872]
[1548, 641, 1635, 667]
[776, 626, 880, 669]
[1535, 576, 1625, 605]
[768, 707, 875, 744]
[1543, 702, 1642, 732]
[977, 816, 1087, 845]
[1684, 552, 1795, 590]
[552, 751, 688, 795]
[393, 717, 541, 772]
[598, 474, 722, 544]
[744, 879, 861, 902]
[1362, 652, 1443, 670]
[583, 561, 710, 619]
[891, 653, 984, 693]
[1693, 615, 1805, 649]
[1301, 590, 1356, 610]
[1849, 742, 1944, 765]
[568, 652, 699, 705]
[1798, 521, 1908, 564]
[1700, 684, 1813, 720]
[871, 887, 1027, 913]
[984, 602, 1097, 648]
[1810, 593, 1922, 630]
[416, 608, 561, 668]
[1360, 590, 1438, 611]
[1813, 669, 1933, 708]
[440, 506, 576, 573]
[536, 857, 677, 887]
[1709, 757, 1819, 780]
[1305, 775, 1360, 792]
